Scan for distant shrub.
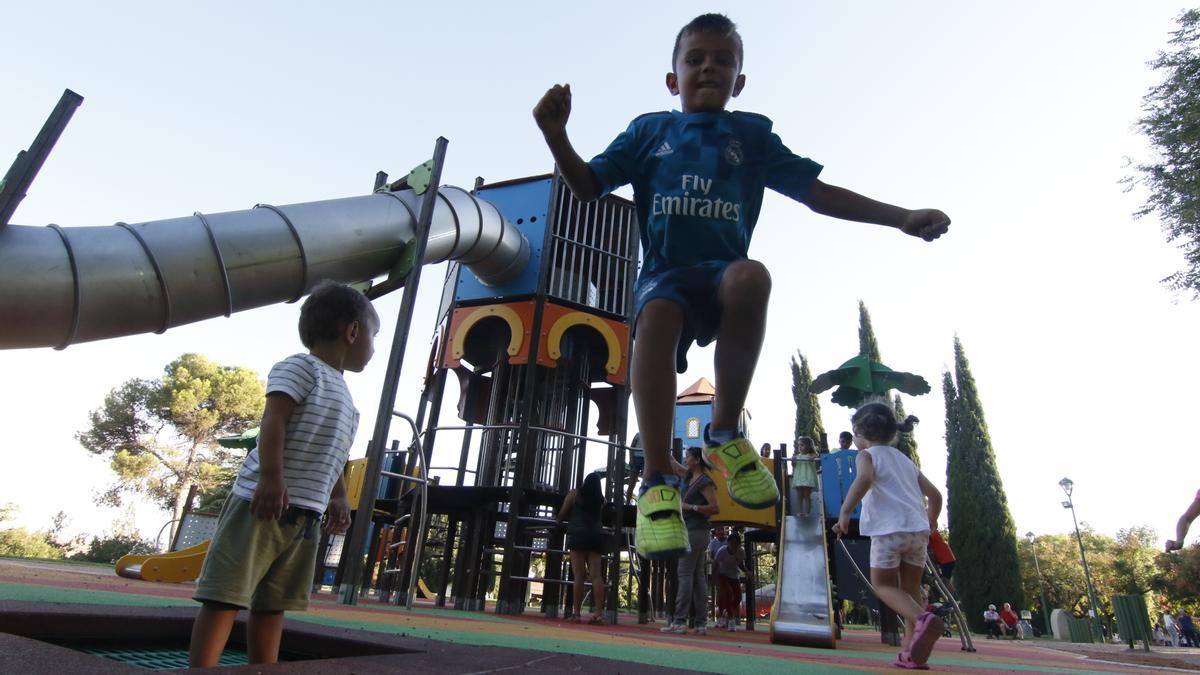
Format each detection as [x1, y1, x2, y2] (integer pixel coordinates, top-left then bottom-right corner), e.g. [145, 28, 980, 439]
[71, 534, 156, 564]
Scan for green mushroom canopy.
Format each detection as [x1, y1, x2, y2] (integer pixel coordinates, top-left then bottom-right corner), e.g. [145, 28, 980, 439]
[809, 353, 931, 408]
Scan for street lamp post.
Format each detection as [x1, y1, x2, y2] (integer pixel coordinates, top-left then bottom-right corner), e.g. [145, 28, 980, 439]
[1059, 477, 1103, 641]
[1026, 531, 1052, 637]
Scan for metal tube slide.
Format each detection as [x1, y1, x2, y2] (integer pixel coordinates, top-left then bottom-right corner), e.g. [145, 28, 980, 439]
[769, 511, 837, 648]
[0, 185, 529, 349]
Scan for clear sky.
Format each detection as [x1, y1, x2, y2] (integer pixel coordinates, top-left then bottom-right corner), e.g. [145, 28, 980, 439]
[2, 2, 1195, 549]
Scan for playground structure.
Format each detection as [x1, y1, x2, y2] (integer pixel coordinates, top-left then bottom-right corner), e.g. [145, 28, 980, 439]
[1, 91, 968, 652]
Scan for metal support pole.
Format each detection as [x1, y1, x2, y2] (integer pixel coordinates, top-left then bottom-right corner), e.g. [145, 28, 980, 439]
[339, 138, 449, 605]
[1028, 535, 1052, 636]
[1069, 504, 1103, 640]
[1, 89, 83, 228]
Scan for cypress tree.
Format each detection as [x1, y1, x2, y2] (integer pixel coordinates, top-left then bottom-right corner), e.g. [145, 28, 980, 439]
[857, 303, 916, 463]
[893, 394, 920, 467]
[791, 351, 826, 450]
[857, 300, 882, 361]
[944, 337, 1025, 631]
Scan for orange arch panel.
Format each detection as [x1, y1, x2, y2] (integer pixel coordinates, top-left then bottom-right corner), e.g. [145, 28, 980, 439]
[443, 303, 530, 369]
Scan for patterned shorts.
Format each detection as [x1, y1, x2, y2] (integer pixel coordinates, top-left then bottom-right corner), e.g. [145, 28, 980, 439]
[869, 531, 929, 569]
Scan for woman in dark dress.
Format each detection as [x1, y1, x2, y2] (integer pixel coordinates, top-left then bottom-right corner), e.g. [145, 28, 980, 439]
[558, 472, 606, 624]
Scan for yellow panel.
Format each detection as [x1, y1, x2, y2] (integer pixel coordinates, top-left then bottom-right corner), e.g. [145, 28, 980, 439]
[709, 457, 779, 529]
[450, 305, 524, 360]
[345, 457, 368, 509]
[546, 311, 621, 375]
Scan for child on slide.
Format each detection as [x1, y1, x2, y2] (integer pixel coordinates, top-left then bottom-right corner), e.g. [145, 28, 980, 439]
[833, 402, 944, 669]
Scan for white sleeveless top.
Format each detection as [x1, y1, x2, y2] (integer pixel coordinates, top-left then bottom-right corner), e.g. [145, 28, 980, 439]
[859, 445, 929, 536]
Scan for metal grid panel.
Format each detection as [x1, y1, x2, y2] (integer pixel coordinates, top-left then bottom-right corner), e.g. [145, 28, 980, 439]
[545, 184, 636, 318]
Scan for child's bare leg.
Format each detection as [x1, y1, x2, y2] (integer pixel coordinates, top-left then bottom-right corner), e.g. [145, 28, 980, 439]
[711, 261, 771, 431]
[246, 610, 285, 664]
[189, 601, 238, 667]
[570, 551, 586, 618]
[899, 561, 927, 647]
[632, 299, 684, 478]
[588, 552, 606, 616]
[798, 487, 813, 516]
[870, 566, 925, 652]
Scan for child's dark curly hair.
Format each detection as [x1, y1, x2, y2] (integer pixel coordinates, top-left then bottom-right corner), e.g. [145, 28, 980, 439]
[297, 280, 376, 349]
[850, 401, 918, 444]
[673, 13, 744, 70]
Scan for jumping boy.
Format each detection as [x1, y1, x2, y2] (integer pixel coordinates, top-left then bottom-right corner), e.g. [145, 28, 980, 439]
[534, 13, 949, 559]
[189, 281, 378, 666]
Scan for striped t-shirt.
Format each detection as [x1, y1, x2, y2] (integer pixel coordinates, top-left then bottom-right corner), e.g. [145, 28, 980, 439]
[231, 354, 360, 512]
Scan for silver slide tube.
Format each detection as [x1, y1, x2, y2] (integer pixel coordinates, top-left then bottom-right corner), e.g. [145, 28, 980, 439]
[0, 186, 529, 349]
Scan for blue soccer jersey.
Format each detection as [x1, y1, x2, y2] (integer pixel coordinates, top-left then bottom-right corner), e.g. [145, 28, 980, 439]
[587, 110, 823, 278]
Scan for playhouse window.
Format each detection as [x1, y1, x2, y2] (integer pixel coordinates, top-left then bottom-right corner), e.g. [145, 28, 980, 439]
[686, 417, 700, 438]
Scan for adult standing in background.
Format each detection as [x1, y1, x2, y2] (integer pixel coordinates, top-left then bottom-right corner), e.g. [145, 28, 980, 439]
[661, 446, 719, 635]
[558, 472, 607, 625]
[1164, 609, 1180, 647]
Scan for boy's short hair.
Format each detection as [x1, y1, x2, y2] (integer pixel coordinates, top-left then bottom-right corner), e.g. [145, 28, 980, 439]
[672, 13, 744, 70]
[839, 431, 853, 442]
[298, 280, 376, 348]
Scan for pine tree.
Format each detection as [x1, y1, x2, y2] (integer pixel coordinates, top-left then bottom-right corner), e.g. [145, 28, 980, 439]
[893, 394, 920, 467]
[943, 337, 1025, 631]
[791, 351, 826, 450]
[1128, 10, 1200, 296]
[857, 300, 882, 361]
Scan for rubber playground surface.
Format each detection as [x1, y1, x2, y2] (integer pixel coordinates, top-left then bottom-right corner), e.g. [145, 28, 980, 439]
[0, 558, 1195, 673]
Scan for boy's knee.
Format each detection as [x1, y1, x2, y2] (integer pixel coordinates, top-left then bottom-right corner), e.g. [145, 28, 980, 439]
[721, 260, 772, 300]
[635, 299, 684, 337]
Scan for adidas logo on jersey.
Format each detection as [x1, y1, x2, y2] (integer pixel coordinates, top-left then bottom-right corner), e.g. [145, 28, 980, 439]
[654, 142, 674, 157]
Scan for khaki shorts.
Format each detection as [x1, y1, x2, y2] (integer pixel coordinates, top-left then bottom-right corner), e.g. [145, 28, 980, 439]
[193, 497, 321, 611]
[869, 531, 929, 570]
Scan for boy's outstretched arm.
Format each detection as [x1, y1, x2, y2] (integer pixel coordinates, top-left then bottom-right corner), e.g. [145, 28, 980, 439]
[533, 84, 602, 201]
[917, 471, 943, 532]
[1166, 494, 1200, 552]
[802, 180, 950, 242]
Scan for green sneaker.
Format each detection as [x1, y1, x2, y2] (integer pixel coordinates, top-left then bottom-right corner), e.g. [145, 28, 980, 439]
[703, 437, 779, 509]
[635, 476, 689, 560]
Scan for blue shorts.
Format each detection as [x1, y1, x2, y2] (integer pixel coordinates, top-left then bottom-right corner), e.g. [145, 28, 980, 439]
[633, 260, 734, 373]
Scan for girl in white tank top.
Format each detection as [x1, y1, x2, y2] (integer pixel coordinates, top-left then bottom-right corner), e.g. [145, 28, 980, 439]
[831, 401, 945, 668]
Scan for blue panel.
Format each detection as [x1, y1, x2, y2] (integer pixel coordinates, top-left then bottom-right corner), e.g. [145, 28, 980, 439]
[455, 178, 552, 303]
[673, 402, 711, 452]
[821, 450, 862, 520]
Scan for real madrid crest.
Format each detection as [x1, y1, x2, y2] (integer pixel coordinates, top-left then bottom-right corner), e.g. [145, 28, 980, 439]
[724, 139, 743, 166]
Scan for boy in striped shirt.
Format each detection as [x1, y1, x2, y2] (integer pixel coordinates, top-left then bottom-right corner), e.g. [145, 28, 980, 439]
[189, 281, 378, 667]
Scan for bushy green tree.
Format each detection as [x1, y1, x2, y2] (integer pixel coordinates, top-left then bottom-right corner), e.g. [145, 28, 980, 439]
[944, 338, 1025, 631]
[0, 504, 64, 560]
[77, 353, 264, 536]
[790, 351, 825, 449]
[1128, 9, 1200, 296]
[1155, 544, 1200, 615]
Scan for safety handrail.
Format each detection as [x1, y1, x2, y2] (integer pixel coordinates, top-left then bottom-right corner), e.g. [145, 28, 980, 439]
[390, 410, 428, 610]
